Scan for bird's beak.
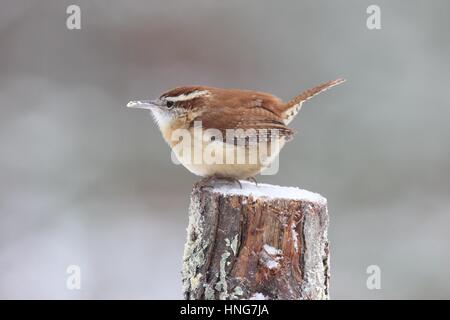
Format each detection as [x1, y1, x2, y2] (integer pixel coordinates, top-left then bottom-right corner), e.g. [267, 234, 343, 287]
[126, 99, 162, 110]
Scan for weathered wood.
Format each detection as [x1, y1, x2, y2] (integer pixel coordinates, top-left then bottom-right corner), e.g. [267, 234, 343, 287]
[182, 180, 330, 300]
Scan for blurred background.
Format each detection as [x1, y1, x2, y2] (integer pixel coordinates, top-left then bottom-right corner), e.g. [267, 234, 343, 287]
[1, 0, 449, 299]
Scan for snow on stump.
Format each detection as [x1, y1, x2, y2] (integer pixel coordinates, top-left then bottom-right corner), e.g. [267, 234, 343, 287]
[182, 180, 330, 300]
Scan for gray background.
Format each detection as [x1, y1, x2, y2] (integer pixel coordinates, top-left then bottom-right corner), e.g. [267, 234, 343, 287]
[1, 0, 449, 299]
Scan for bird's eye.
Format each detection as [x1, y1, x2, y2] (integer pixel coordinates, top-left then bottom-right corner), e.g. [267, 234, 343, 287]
[166, 101, 174, 109]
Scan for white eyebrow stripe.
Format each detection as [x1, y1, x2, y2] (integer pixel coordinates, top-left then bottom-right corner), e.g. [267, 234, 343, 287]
[164, 90, 210, 102]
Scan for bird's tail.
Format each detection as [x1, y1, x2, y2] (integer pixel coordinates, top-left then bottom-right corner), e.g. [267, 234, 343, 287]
[282, 78, 345, 124]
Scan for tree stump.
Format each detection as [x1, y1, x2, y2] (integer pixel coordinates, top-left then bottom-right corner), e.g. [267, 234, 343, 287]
[182, 180, 330, 300]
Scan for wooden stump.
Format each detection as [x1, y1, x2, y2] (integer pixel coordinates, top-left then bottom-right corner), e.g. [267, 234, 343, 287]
[182, 180, 330, 300]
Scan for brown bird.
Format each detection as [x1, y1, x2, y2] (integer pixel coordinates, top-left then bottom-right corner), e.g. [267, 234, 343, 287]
[127, 79, 345, 183]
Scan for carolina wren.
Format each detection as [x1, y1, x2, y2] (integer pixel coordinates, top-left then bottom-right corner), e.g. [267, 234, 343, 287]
[127, 79, 345, 181]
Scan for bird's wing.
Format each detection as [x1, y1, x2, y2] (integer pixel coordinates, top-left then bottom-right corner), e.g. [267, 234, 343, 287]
[193, 91, 294, 145]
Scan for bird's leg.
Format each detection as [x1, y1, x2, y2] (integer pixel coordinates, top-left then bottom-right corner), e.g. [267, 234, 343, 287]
[197, 176, 242, 189]
[246, 176, 258, 186]
[221, 177, 242, 189]
[197, 176, 218, 190]
[198, 175, 242, 189]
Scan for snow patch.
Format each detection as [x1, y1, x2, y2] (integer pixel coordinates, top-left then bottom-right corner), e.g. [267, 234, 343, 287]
[261, 244, 282, 270]
[264, 259, 279, 270]
[213, 181, 326, 205]
[249, 292, 267, 300]
[263, 244, 281, 256]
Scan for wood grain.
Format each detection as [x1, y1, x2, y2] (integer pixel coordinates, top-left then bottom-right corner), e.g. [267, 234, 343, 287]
[182, 181, 330, 300]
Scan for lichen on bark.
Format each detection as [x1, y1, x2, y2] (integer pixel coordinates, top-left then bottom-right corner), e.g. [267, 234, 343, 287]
[182, 181, 330, 300]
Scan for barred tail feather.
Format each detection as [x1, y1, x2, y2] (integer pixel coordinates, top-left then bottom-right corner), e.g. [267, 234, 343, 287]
[282, 78, 345, 124]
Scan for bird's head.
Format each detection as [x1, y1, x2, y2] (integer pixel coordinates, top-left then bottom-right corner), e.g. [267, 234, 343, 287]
[127, 86, 211, 128]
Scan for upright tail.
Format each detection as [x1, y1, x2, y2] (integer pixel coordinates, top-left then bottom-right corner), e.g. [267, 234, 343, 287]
[282, 78, 345, 124]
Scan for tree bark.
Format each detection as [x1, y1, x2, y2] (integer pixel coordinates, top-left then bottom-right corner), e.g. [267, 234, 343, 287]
[182, 180, 330, 300]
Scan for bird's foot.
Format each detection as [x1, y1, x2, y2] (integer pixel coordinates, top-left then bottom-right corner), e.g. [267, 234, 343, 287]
[246, 176, 258, 186]
[220, 176, 242, 189]
[197, 176, 242, 190]
[197, 176, 217, 190]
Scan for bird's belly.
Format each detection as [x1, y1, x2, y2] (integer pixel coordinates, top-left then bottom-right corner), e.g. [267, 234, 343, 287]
[182, 162, 262, 179]
[171, 137, 286, 178]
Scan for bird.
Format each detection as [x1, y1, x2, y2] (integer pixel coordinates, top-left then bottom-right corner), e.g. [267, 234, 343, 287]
[127, 79, 345, 185]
